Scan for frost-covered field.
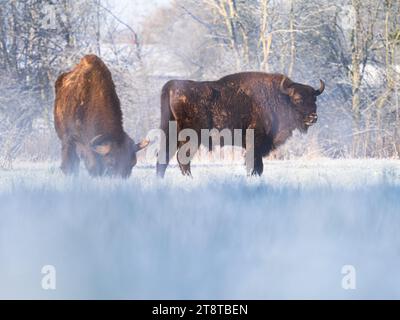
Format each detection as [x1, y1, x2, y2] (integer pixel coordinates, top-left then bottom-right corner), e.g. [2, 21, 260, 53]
[1, 159, 400, 299]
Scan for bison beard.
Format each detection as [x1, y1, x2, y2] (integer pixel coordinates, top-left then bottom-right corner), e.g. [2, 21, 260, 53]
[54, 55, 148, 178]
[156, 72, 324, 177]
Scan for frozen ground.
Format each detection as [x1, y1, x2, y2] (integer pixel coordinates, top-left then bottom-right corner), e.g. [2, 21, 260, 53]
[1, 159, 400, 299]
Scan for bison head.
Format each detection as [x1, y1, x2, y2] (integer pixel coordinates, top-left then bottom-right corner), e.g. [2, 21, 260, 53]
[280, 77, 325, 132]
[90, 133, 149, 178]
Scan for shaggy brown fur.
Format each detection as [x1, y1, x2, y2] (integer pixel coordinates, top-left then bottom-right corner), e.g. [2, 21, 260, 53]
[54, 54, 148, 178]
[156, 72, 324, 177]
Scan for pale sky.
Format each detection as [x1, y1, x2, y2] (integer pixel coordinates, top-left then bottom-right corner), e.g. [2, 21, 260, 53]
[108, 0, 171, 30]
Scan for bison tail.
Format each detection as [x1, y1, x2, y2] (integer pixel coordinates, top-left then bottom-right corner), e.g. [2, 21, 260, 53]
[160, 81, 175, 129]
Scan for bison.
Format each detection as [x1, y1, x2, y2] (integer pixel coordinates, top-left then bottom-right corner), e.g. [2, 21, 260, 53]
[54, 54, 149, 178]
[156, 72, 325, 177]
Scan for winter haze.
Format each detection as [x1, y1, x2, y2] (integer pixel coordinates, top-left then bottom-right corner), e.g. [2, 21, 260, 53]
[0, 0, 400, 299]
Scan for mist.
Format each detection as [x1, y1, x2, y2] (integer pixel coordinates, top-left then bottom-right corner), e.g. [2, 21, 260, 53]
[1, 161, 400, 299]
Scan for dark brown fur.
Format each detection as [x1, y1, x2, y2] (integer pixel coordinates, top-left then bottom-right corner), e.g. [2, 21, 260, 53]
[54, 54, 148, 178]
[156, 72, 324, 177]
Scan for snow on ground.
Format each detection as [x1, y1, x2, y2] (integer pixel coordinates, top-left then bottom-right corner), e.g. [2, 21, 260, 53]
[1, 159, 400, 299]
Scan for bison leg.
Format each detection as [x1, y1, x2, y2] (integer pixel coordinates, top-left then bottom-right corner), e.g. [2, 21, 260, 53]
[60, 139, 80, 175]
[156, 151, 171, 178]
[251, 154, 264, 176]
[156, 126, 172, 178]
[245, 150, 264, 176]
[245, 129, 271, 176]
[176, 146, 192, 177]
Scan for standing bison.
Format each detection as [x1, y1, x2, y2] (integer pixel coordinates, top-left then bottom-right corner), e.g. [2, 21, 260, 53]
[156, 72, 324, 177]
[54, 54, 148, 178]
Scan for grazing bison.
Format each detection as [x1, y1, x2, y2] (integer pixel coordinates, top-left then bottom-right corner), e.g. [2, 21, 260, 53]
[54, 54, 149, 178]
[156, 72, 325, 177]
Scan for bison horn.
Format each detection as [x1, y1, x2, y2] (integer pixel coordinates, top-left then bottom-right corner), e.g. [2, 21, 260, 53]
[280, 77, 292, 95]
[133, 139, 150, 152]
[315, 80, 325, 96]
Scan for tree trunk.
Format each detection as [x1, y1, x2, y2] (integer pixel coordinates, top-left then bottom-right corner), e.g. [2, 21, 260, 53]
[288, 0, 296, 77]
[350, 0, 362, 157]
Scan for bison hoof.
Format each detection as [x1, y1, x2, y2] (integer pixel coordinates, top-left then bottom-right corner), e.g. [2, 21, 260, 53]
[180, 169, 192, 178]
[182, 171, 192, 178]
[250, 169, 263, 177]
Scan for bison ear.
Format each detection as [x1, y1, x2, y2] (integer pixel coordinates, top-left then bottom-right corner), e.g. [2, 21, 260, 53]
[133, 139, 150, 153]
[90, 134, 112, 155]
[280, 76, 294, 96]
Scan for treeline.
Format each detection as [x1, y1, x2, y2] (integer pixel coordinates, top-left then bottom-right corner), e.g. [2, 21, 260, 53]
[0, 0, 399, 167]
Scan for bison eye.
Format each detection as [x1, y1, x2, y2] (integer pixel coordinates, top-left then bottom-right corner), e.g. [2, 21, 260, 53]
[294, 98, 303, 104]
